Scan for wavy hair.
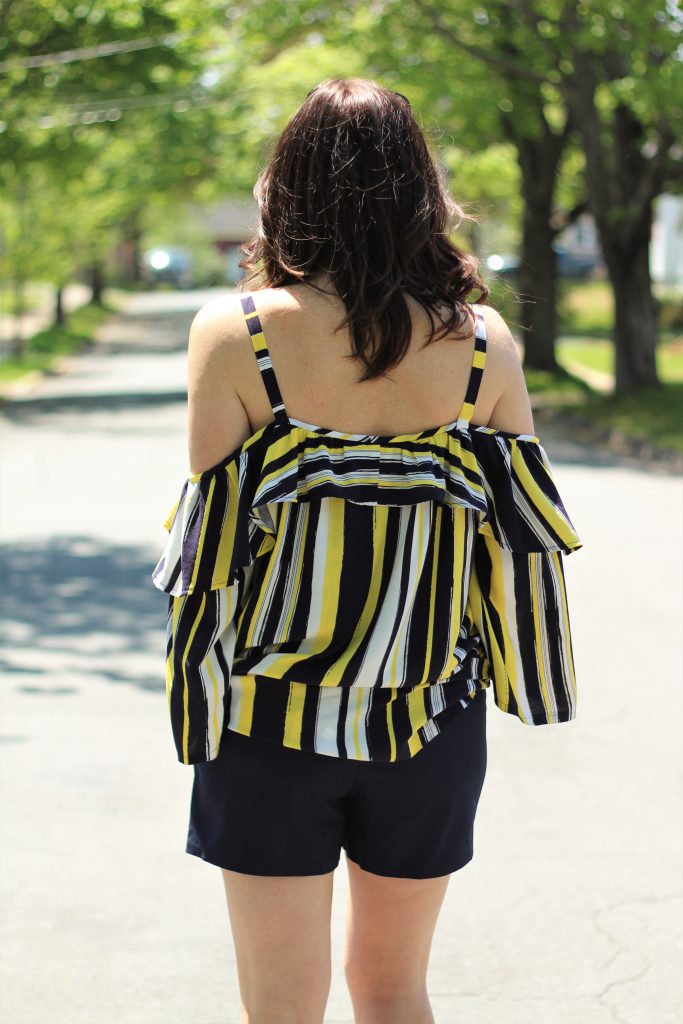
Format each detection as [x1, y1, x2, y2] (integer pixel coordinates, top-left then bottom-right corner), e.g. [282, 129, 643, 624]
[239, 77, 489, 381]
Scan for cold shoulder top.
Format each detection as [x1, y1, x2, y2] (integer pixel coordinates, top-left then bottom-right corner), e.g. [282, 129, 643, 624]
[152, 293, 583, 765]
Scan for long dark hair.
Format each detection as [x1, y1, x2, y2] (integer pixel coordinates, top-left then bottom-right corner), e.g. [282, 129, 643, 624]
[239, 77, 489, 382]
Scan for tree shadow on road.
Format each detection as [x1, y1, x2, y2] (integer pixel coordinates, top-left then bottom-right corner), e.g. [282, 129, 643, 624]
[1, 535, 167, 693]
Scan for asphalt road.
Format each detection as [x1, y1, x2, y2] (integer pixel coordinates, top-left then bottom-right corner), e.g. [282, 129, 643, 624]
[1, 290, 681, 1024]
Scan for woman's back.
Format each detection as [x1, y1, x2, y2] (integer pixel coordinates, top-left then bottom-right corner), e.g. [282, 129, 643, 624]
[196, 279, 535, 450]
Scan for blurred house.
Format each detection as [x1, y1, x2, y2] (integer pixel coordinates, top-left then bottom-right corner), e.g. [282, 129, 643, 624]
[652, 193, 683, 289]
[186, 198, 260, 285]
[559, 196, 683, 290]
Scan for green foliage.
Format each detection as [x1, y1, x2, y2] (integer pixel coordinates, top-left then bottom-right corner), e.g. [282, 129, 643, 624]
[2, 0, 680, 388]
[0, 0, 231, 292]
[0, 300, 110, 382]
[223, 0, 586, 250]
[442, 144, 522, 254]
[199, 37, 370, 200]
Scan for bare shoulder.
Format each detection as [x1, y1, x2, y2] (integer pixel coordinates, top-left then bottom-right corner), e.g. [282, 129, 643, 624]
[186, 289, 270, 381]
[476, 303, 536, 436]
[187, 287, 306, 377]
[477, 303, 521, 361]
[184, 294, 256, 474]
[188, 292, 250, 344]
[193, 287, 300, 332]
[185, 295, 250, 406]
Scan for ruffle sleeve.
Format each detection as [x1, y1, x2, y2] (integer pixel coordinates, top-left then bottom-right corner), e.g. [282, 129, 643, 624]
[162, 583, 244, 764]
[151, 449, 276, 597]
[465, 430, 582, 725]
[152, 424, 582, 602]
[470, 429, 583, 554]
[151, 448, 270, 764]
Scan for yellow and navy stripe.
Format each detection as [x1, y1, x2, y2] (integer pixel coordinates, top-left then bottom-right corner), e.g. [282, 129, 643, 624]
[152, 294, 583, 764]
[241, 293, 289, 428]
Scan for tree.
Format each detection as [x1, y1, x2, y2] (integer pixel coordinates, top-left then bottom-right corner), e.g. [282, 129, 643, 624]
[410, 0, 578, 370]
[411, 0, 683, 391]
[225, 0, 587, 371]
[0, 0, 230, 340]
[556, 1, 683, 392]
[226, 0, 683, 392]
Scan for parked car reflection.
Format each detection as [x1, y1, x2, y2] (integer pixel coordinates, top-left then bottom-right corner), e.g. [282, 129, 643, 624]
[486, 246, 603, 280]
[141, 247, 194, 289]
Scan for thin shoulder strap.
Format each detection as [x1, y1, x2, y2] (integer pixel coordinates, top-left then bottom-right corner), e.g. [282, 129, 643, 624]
[456, 304, 487, 425]
[239, 293, 289, 427]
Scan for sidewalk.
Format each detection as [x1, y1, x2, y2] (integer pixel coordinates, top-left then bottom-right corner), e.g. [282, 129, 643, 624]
[0, 287, 239, 406]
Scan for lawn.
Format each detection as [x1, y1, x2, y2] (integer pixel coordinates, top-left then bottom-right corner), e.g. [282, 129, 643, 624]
[0, 302, 112, 384]
[561, 382, 683, 455]
[557, 278, 614, 336]
[489, 277, 683, 453]
[557, 338, 683, 383]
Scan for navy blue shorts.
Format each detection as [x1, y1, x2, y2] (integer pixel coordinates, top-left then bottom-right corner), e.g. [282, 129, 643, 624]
[185, 686, 487, 879]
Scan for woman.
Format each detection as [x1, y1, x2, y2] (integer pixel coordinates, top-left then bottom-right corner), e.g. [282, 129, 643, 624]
[153, 77, 582, 1024]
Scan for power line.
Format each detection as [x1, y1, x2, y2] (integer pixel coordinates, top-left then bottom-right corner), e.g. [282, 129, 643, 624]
[2, 89, 250, 131]
[0, 33, 183, 73]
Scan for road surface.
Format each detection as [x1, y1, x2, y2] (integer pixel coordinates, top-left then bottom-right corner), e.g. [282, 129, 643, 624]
[1, 290, 681, 1024]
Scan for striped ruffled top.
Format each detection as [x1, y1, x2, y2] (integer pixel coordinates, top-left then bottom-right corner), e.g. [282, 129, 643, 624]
[152, 293, 583, 765]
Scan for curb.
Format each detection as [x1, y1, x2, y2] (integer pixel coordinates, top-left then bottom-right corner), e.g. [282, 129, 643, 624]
[0, 369, 46, 401]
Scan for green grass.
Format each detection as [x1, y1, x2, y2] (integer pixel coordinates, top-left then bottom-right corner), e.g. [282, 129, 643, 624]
[484, 277, 617, 337]
[0, 302, 112, 383]
[557, 279, 614, 336]
[526, 328, 683, 454]
[558, 340, 612, 375]
[490, 278, 683, 455]
[557, 338, 683, 382]
[560, 382, 683, 454]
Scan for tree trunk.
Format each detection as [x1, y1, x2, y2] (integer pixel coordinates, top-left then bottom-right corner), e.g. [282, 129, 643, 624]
[90, 261, 105, 305]
[131, 230, 144, 284]
[10, 274, 26, 359]
[561, 37, 661, 394]
[518, 188, 559, 371]
[119, 210, 145, 285]
[504, 113, 566, 372]
[601, 212, 659, 393]
[54, 285, 65, 327]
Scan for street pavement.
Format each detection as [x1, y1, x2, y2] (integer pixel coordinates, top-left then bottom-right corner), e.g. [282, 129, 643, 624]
[1, 290, 681, 1024]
